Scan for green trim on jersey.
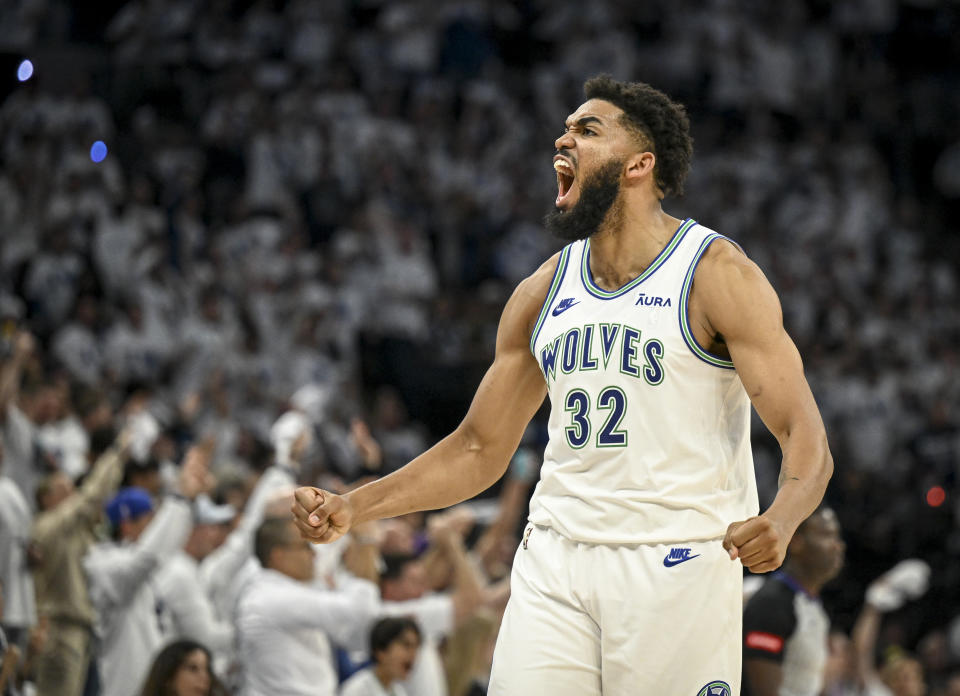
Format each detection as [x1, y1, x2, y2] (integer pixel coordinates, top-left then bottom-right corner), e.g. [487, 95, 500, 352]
[580, 218, 696, 299]
[529, 244, 572, 353]
[679, 233, 736, 369]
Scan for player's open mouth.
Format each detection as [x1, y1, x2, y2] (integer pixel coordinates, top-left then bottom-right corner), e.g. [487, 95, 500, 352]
[554, 157, 576, 207]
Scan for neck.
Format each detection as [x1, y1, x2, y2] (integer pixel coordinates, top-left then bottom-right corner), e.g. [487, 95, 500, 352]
[588, 201, 682, 290]
[781, 563, 824, 597]
[373, 663, 392, 689]
[184, 536, 205, 562]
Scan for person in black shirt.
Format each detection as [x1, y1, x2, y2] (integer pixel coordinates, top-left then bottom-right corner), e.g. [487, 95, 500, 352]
[742, 507, 845, 696]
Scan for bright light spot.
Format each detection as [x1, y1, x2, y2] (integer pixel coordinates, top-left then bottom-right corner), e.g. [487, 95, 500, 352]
[90, 141, 108, 163]
[926, 486, 946, 508]
[17, 60, 33, 82]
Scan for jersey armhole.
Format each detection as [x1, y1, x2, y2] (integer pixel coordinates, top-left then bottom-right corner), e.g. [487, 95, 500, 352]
[678, 233, 737, 369]
[529, 244, 572, 354]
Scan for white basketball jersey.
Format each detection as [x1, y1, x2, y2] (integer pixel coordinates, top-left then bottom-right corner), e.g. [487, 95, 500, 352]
[528, 218, 759, 544]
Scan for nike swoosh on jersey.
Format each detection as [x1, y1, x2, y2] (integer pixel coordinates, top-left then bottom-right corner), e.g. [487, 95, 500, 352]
[552, 298, 580, 316]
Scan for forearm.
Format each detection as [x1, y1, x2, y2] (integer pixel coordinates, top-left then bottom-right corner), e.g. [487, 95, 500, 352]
[345, 426, 512, 525]
[764, 427, 832, 536]
[138, 498, 194, 559]
[852, 604, 882, 682]
[34, 445, 125, 546]
[75, 446, 127, 519]
[447, 537, 483, 623]
[490, 477, 529, 537]
[0, 354, 26, 414]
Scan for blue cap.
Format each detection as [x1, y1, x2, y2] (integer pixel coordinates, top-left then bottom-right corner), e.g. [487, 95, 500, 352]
[106, 487, 154, 527]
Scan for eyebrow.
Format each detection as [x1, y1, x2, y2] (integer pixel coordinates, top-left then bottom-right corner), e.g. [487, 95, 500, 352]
[565, 116, 604, 129]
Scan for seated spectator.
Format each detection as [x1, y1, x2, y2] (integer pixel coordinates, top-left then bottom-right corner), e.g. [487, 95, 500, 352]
[235, 518, 380, 695]
[140, 639, 228, 696]
[84, 448, 209, 696]
[339, 617, 421, 696]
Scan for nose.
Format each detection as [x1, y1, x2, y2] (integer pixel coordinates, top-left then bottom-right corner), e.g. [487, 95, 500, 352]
[555, 130, 575, 151]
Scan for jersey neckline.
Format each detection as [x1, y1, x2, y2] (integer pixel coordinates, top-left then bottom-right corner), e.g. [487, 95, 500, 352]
[580, 218, 697, 300]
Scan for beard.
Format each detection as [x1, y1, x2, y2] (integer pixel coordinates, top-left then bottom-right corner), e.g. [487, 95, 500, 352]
[544, 158, 624, 242]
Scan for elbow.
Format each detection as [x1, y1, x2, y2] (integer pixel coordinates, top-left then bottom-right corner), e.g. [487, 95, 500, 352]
[454, 423, 512, 483]
[819, 434, 834, 490]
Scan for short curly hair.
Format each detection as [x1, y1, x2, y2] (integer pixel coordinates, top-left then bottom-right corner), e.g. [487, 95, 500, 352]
[583, 75, 693, 198]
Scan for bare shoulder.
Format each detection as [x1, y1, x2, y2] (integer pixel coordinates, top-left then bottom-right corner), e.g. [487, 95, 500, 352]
[697, 237, 764, 285]
[693, 238, 783, 339]
[498, 251, 563, 350]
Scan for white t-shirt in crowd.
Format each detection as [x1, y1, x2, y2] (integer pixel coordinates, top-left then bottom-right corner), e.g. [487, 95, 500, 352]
[340, 667, 409, 696]
[236, 567, 379, 696]
[0, 476, 36, 628]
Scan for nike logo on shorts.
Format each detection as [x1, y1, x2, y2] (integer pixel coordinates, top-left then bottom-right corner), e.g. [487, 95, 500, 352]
[663, 548, 701, 567]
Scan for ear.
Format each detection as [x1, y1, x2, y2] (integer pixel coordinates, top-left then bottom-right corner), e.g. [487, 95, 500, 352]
[624, 151, 656, 181]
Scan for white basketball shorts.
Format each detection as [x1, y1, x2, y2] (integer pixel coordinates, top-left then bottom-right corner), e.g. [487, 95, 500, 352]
[488, 524, 742, 696]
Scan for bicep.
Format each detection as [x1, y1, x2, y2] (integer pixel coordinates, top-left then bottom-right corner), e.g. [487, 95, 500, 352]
[706, 252, 823, 444]
[457, 347, 546, 462]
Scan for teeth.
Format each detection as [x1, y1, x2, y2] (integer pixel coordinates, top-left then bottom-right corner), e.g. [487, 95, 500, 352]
[554, 160, 573, 174]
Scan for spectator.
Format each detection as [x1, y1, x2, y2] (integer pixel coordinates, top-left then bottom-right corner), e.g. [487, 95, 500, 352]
[84, 447, 209, 696]
[380, 513, 484, 696]
[30, 427, 130, 696]
[200, 412, 313, 627]
[0, 579, 44, 696]
[122, 456, 164, 499]
[852, 560, 932, 696]
[0, 580, 19, 696]
[235, 518, 380, 695]
[742, 506, 846, 695]
[154, 495, 236, 665]
[339, 616, 421, 696]
[0, 435, 35, 650]
[140, 639, 228, 696]
[0, 332, 42, 502]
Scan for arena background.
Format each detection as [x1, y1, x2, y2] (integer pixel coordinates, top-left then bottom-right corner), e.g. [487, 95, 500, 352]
[0, 0, 959, 690]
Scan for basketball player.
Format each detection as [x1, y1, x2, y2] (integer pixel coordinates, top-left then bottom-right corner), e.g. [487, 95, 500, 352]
[292, 75, 832, 694]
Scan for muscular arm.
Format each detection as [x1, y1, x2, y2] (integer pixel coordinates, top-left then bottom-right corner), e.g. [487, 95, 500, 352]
[346, 259, 553, 522]
[698, 241, 832, 571]
[295, 255, 557, 541]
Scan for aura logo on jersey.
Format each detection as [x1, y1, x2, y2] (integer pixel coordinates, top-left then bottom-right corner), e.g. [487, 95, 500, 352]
[696, 681, 731, 696]
[634, 292, 672, 307]
[538, 323, 665, 387]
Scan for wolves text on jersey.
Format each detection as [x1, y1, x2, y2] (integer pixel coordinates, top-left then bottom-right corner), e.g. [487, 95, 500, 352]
[538, 323, 664, 386]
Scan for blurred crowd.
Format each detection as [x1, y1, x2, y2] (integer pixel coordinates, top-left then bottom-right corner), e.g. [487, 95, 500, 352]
[0, 0, 958, 694]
